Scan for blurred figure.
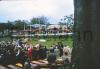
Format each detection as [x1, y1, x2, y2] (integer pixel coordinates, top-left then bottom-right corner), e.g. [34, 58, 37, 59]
[63, 45, 72, 57]
[54, 47, 60, 58]
[62, 52, 70, 69]
[47, 50, 57, 69]
[23, 58, 31, 69]
[27, 45, 33, 61]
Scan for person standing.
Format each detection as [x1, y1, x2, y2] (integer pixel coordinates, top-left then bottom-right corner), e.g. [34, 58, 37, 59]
[54, 47, 60, 58]
[47, 50, 57, 69]
[23, 59, 31, 69]
[62, 52, 70, 69]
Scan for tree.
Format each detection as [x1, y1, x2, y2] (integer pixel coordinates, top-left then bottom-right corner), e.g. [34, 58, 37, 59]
[31, 16, 48, 25]
[70, 0, 100, 69]
[64, 14, 74, 32]
[0, 23, 6, 37]
[0, 23, 6, 31]
[39, 16, 48, 25]
[14, 20, 27, 30]
[5, 21, 15, 37]
[0, 21, 15, 37]
[60, 14, 74, 32]
[6, 21, 15, 30]
[31, 17, 39, 24]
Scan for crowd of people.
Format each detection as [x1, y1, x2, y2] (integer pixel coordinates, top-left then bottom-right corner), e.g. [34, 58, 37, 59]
[0, 39, 72, 69]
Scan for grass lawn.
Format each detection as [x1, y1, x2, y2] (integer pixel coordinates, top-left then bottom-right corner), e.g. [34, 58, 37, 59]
[0, 36, 73, 48]
[31, 36, 73, 48]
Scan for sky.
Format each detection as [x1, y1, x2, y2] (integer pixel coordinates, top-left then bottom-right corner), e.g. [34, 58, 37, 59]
[0, 0, 74, 24]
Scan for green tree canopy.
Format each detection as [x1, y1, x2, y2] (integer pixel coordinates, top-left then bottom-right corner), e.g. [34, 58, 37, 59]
[6, 21, 15, 30]
[0, 23, 6, 31]
[14, 20, 27, 30]
[59, 14, 74, 32]
[31, 16, 48, 25]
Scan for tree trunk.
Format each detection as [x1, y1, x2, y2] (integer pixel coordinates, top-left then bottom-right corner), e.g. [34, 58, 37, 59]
[70, 0, 100, 69]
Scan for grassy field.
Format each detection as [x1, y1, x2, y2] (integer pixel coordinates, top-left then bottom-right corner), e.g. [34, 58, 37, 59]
[0, 36, 73, 48]
[31, 36, 73, 48]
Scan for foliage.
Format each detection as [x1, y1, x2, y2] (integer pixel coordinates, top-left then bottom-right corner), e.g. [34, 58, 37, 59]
[6, 21, 15, 30]
[31, 16, 48, 25]
[14, 20, 27, 30]
[59, 14, 74, 32]
[0, 23, 6, 31]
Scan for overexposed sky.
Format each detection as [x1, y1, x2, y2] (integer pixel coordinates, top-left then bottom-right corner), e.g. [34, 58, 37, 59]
[0, 0, 74, 24]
